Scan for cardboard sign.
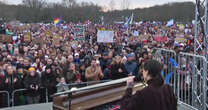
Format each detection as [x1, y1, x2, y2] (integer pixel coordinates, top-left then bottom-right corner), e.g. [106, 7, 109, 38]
[138, 34, 150, 41]
[24, 32, 31, 42]
[154, 36, 168, 42]
[53, 35, 61, 46]
[32, 37, 44, 47]
[175, 37, 187, 43]
[46, 31, 51, 37]
[0, 34, 12, 43]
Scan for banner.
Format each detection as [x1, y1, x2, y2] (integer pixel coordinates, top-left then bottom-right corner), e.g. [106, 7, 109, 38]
[154, 36, 168, 42]
[175, 37, 187, 43]
[97, 30, 114, 43]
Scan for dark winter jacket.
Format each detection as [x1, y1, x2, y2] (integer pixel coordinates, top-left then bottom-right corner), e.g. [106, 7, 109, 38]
[41, 72, 57, 95]
[120, 76, 177, 110]
[111, 63, 127, 80]
[2, 73, 23, 93]
[24, 73, 41, 97]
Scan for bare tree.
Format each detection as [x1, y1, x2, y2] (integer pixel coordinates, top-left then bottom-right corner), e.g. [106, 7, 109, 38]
[109, 0, 115, 11]
[22, 0, 46, 8]
[121, 0, 130, 10]
[62, 0, 76, 8]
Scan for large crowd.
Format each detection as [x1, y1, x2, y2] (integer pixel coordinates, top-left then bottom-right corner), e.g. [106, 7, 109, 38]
[0, 21, 195, 107]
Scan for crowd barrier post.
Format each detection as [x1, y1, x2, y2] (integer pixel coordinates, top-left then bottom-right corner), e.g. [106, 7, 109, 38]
[0, 91, 10, 107]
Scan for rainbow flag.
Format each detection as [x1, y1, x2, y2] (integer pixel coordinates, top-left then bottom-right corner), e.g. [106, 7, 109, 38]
[53, 18, 61, 26]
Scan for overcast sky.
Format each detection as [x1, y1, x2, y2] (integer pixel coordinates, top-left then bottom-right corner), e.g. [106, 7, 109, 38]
[1, 0, 195, 9]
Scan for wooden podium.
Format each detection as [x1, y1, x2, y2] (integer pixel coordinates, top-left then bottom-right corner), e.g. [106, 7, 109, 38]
[52, 77, 145, 110]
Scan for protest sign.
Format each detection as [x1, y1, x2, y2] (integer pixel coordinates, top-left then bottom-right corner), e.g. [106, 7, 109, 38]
[32, 37, 44, 47]
[12, 36, 18, 41]
[97, 30, 114, 43]
[138, 34, 150, 41]
[73, 25, 85, 41]
[133, 31, 139, 37]
[154, 35, 168, 42]
[46, 31, 51, 37]
[175, 37, 187, 43]
[24, 32, 31, 42]
[0, 34, 12, 43]
[53, 35, 61, 46]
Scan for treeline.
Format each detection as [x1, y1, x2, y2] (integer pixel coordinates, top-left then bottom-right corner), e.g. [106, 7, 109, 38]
[0, 0, 195, 23]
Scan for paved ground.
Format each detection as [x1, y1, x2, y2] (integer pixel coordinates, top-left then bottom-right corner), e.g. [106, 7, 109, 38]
[0, 103, 52, 110]
[0, 102, 198, 110]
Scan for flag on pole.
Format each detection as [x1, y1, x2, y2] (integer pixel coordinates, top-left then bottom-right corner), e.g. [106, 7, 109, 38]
[166, 19, 174, 27]
[124, 13, 134, 28]
[53, 18, 62, 26]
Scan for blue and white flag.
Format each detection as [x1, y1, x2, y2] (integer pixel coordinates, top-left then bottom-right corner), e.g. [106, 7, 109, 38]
[124, 13, 134, 28]
[166, 19, 174, 27]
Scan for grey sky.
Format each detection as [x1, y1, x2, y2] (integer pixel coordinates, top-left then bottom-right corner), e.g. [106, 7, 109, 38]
[1, 0, 195, 9]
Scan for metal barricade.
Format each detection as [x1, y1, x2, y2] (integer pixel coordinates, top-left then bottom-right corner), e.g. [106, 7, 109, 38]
[11, 87, 48, 106]
[0, 91, 10, 107]
[153, 48, 177, 93]
[177, 52, 207, 110]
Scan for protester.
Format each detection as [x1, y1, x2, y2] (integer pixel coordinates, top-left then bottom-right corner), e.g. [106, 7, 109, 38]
[111, 55, 127, 80]
[2, 65, 22, 93]
[41, 65, 57, 102]
[65, 63, 81, 83]
[57, 77, 69, 92]
[24, 67, 41, 104]
[124, 53, 138, 76]
[85, 58, 104, 81]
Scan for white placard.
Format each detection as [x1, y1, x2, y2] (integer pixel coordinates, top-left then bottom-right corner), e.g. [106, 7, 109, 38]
[97, 30, 114, 43]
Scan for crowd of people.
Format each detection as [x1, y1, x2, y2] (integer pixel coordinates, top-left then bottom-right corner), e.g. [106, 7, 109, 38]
[0, 21, 195, 107]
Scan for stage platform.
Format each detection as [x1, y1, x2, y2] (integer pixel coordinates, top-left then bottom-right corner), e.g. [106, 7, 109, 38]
[0, 102, 197, 110]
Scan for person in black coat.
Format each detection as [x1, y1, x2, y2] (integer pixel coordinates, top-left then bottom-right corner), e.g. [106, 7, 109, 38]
[41, 65, 57, 102]
[111, 56, 127, 80]
[2, 65, 23, 106]
[24, 67, 41, 104]
[2, 65, 22, 93]
[120, 60, 177, 110]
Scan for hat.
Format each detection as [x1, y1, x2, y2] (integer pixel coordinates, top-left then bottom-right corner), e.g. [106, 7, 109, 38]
[127, 53, 135, 58]
[102, 52, 108, 56]
[28, 67, 36, 72]
[45, 55, 49, 58]
[74, 53, 79, 56]
[45, 65, 51, 70]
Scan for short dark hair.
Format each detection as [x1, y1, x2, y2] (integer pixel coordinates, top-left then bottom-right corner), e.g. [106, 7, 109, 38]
[143, 60, 162, 77]
[91, 58, 96, 62]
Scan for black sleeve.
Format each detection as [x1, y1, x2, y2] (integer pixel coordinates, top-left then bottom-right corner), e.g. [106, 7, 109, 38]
[23, 76, 30, 89]
[120, 88, 143, 110]
[14, 75, 23, 89]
